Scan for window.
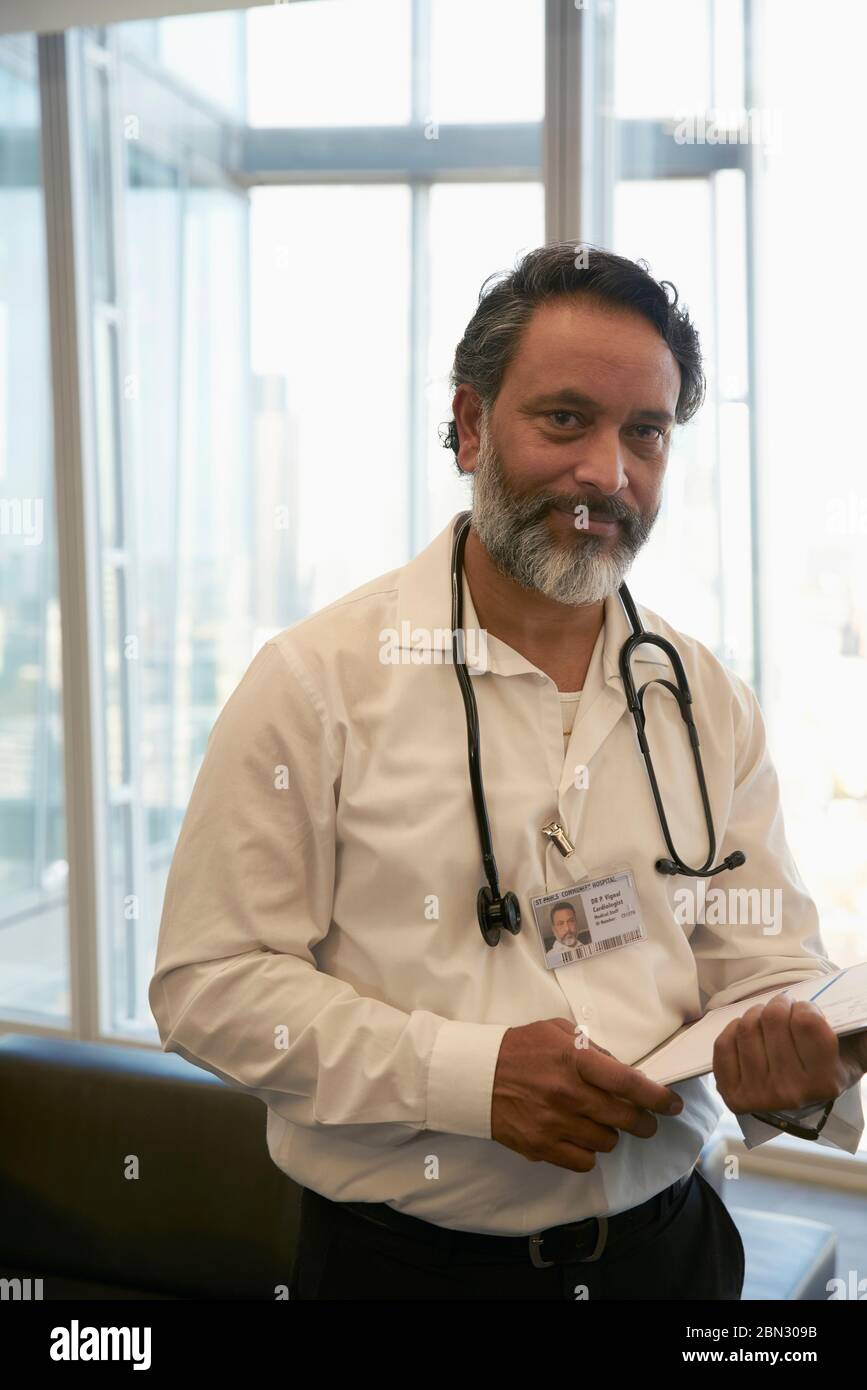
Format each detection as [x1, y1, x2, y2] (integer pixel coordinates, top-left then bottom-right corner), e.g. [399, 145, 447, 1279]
[0, 34, 69, 1023]
[746, 0, 867, 974]
[581, 0, 753, 685]
[6, 2, 543, 1042]
[5, 2, 864, 1169]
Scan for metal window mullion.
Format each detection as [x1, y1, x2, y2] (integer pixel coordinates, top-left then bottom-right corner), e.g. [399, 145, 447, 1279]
[37, 30, 107, 1041]
[32, 529, 50, 895]
[166, 159, 188, 855]
[544, 0, 585, 241]
[707, 170, 728, 661]
[237, 11, 256, 651]
[408, 183, 430, 559]
[589, 0, 616, 244]
[742, 0, 763, 703]
[104, 25, 149, 1034]
[408, 0, 431, 558]
[708, 0, 724, 659]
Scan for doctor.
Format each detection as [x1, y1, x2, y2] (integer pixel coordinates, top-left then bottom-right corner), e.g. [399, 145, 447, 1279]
[150, 242, 867, 1302]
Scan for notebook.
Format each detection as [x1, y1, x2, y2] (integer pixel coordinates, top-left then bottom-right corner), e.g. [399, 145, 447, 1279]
[632, 962, 867, 1086]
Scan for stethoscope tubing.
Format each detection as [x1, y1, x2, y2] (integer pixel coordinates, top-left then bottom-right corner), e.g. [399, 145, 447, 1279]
[449, 511, 745, 944]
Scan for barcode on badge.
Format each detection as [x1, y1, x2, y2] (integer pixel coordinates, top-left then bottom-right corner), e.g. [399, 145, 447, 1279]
[567, 928, 644, 961]
[588, 928, 644, 954]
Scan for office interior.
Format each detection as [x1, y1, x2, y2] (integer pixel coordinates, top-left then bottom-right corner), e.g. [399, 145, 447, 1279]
[1, 0, 866, 1304]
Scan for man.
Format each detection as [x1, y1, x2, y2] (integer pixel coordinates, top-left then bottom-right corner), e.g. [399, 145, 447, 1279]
[545, 901, 591, 967]
[150, 243, 867, 1302]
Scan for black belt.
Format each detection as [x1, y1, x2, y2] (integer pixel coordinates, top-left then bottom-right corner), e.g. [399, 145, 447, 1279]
[325, 1168, 694, 1269]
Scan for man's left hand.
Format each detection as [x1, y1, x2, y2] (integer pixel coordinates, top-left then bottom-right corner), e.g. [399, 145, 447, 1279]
[713, 993, 867, 1114]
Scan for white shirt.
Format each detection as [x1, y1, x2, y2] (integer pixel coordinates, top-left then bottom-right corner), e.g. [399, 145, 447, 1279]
[149, 510, 864, 1236]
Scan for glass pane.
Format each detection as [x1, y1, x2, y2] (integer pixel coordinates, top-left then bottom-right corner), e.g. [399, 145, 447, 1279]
[247, 0, 411, 127]
[426, 182, 545, 535]
[714, 168, 747, 403]
[429, 0, 544, 123]
[611, 177, 725, 655]
[123, 149, 182, 864]
[117, 11, 246, 119]
[585, 0, 753, 681]
[614, 0, 716, 119]
[0, 37, 70, 1023]
[88, 6, 543, 1043]
[86, 41, 255, 1038]
[753, 0, 867, 989]
[250, 184, 411, 608]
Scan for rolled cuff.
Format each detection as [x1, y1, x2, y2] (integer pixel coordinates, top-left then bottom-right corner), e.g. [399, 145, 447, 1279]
[735, 1080, 865, 1153]
[426, 1019, 511, 1139]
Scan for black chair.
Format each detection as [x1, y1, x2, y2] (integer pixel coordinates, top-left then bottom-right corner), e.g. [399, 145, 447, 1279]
[0, 1033, 302, 1299]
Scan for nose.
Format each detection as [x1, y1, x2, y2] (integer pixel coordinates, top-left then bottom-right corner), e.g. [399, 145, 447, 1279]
[571, 432, 629, 498]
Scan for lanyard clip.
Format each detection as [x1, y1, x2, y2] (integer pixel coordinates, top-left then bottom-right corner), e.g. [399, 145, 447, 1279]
[541, 820, 576, 858]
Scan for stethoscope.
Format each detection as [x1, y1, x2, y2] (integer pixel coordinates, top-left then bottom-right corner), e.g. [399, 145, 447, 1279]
[450, 511, 746, 946]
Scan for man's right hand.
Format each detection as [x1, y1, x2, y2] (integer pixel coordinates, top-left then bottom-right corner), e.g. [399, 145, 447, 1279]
[491, 1017, 684, 1174]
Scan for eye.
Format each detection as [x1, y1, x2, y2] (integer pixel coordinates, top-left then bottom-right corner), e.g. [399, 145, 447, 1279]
[633, 424, 666, 441]
[548, 411, 582, 428]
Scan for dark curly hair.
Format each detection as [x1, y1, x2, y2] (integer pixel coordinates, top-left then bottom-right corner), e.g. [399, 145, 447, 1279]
[440, 241, 705, 470]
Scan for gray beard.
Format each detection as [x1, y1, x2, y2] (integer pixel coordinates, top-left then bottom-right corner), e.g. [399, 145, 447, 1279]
[469, 425, 657, 605]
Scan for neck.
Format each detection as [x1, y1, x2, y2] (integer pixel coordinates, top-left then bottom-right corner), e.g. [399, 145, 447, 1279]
[462, 524, 606, 690]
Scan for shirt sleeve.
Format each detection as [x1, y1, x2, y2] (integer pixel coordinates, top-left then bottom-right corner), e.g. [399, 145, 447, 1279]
[148, 638, 508, 1148]
[691, 670, 865, 1155]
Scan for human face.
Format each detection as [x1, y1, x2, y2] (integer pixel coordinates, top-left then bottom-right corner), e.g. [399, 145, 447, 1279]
[456, 297, 682, 604]
[552, 906, 579, 946]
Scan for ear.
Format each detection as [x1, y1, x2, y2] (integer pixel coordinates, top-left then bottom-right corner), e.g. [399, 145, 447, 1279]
[451, 385, 485, 475]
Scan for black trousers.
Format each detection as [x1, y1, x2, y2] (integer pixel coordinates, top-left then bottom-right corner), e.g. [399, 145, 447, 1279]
[288, 1166, 745, 1300]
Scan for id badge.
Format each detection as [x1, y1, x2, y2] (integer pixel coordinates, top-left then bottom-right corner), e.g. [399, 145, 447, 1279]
[529, 865, 647, 970]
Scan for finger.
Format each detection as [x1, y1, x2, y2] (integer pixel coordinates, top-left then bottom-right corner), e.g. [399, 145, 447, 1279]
[559, 1117, 621, 1153]
[788, 999, 839, 1076]
[544, 1140, 598, 1174]
[574, 1046, 681, 1115]
[734, 1002, 773, 1085]
[759, 996, 808, 1084]
[712, 1018, 742, 1097]
[569, 1077, 661, 1137]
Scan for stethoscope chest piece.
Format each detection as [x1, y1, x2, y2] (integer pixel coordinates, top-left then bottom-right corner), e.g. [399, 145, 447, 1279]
[477, 886, 522, 947]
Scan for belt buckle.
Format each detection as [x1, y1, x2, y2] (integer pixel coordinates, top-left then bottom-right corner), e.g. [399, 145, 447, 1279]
[528, 1215, 609, 1268]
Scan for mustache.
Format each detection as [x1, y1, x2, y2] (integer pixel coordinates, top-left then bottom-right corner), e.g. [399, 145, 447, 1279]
[514, 490, 644, 529]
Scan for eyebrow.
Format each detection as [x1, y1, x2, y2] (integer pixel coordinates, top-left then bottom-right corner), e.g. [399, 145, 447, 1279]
[522, 389, 675, 426]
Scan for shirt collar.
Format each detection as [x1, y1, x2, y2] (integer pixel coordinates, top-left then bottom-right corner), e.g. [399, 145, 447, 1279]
[395, 509, 669, 685]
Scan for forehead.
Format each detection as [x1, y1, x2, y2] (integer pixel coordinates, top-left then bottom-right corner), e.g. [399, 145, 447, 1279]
[500, 296, 681, 408]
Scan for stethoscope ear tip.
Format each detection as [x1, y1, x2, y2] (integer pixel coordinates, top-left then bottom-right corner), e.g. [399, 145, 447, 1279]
[655, 858, 679, 875]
